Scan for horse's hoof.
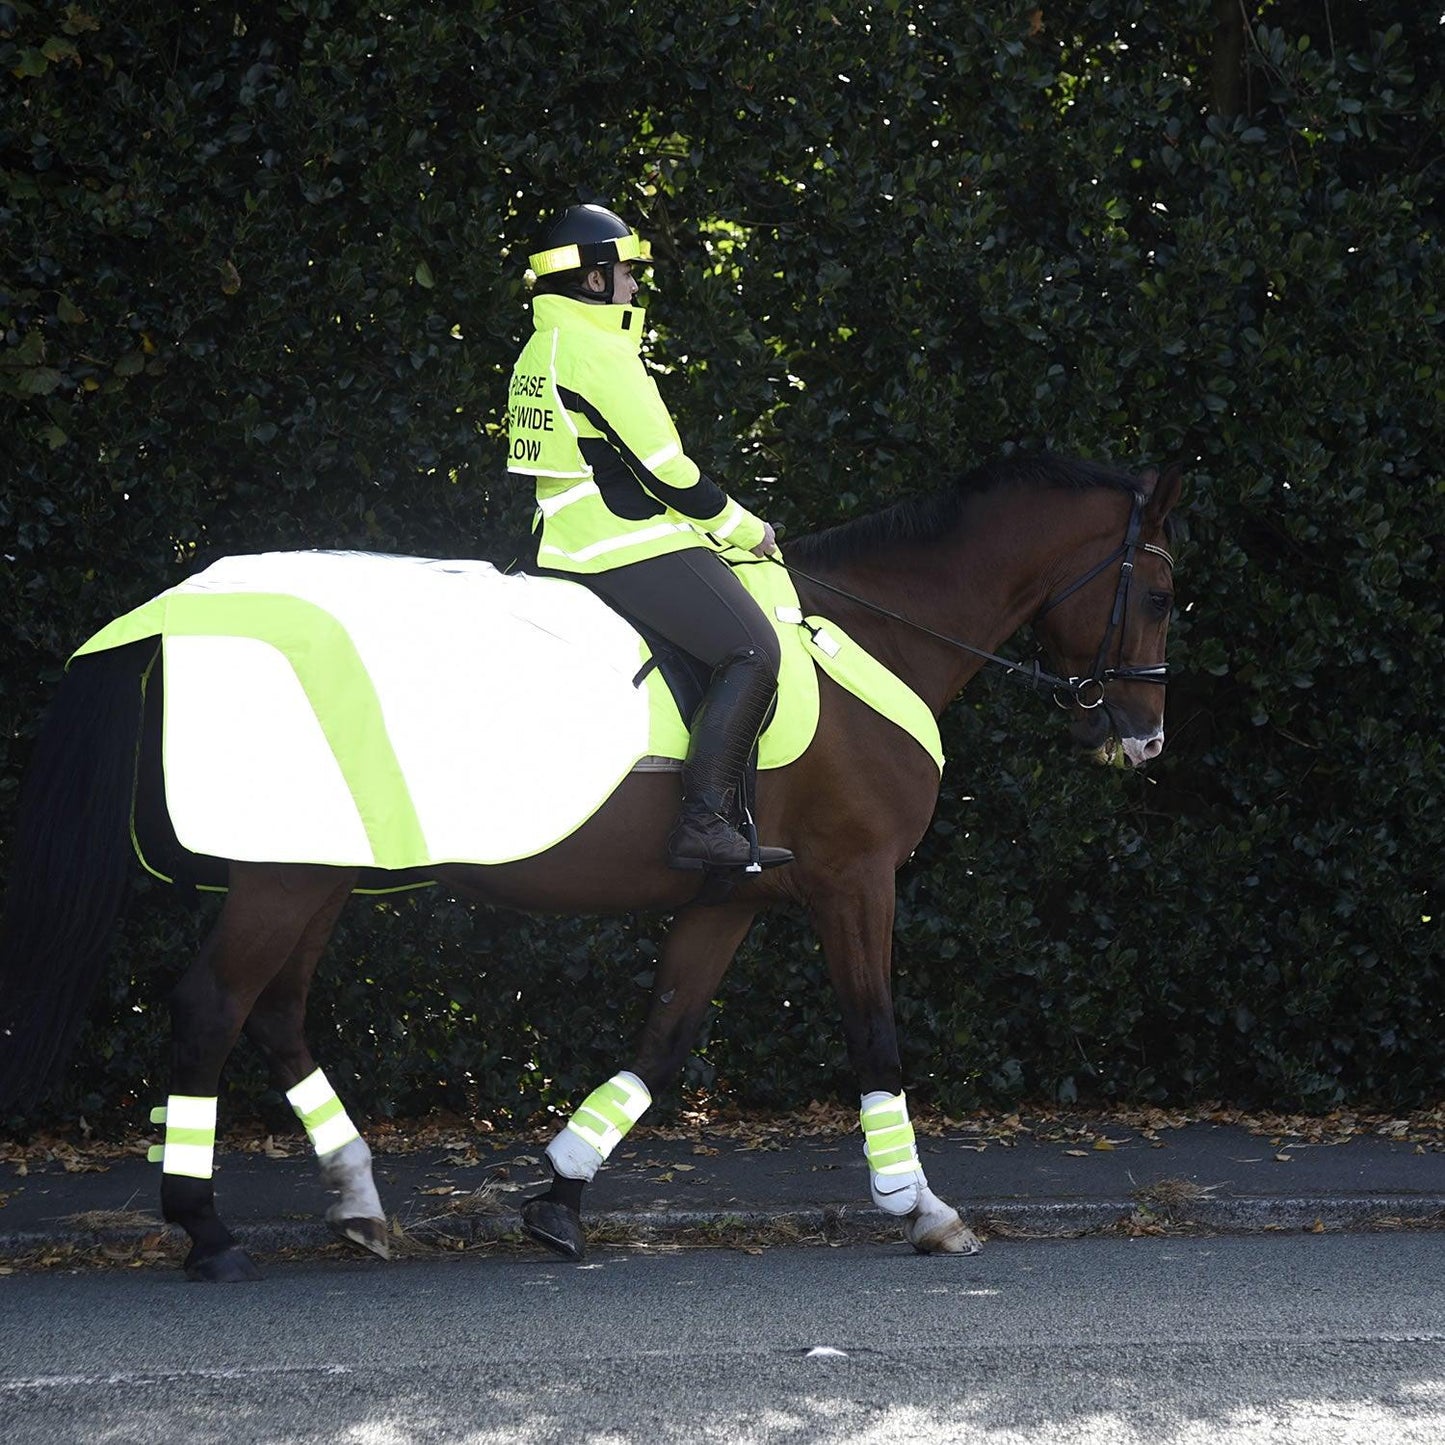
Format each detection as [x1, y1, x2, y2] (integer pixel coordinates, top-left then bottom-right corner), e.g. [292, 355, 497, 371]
[521, 1197, 586, 1261]
[330, 1215, 391, 1260]
[184, 1244, 263, 1283]
[909, 1215, 983, 1256]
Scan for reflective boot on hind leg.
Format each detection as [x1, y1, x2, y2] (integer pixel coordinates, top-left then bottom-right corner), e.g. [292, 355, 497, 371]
[158, 863, 355, 1281]
[241, 886, 388, 1259]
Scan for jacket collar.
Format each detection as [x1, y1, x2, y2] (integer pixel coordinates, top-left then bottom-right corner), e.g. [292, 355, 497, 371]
[533, 292, 645, 350]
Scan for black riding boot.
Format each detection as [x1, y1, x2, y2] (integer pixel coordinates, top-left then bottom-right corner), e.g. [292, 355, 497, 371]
[667, 648, 794, 872]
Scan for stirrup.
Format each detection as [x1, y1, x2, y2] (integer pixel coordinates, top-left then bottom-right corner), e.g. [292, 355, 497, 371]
[667, 810, 793, 873]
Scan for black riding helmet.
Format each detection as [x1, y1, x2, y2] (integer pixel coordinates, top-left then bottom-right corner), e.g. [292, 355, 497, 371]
[527, 204, 651, 300]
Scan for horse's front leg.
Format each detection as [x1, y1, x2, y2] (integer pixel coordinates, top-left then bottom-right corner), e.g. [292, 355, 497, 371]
[809, 861, 981, 1256]
[522, 899, 758, 1260]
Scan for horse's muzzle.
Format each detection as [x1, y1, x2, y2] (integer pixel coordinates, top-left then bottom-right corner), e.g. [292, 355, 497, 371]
[1068, 706, 1165, 769]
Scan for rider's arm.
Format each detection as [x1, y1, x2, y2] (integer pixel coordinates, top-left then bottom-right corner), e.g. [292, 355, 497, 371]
[566, 352, 767, 552]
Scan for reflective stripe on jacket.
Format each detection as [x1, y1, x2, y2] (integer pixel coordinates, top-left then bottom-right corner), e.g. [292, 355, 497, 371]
[506, 293, 766, 573]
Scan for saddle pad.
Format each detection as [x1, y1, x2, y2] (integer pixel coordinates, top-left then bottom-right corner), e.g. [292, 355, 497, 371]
[74, 549, 939, 871]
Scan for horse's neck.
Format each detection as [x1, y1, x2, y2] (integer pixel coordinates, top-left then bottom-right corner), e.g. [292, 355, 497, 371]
[795, 501, 1072, 716]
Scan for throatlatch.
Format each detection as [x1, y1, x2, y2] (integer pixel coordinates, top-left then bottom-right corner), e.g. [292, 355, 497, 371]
[546, 1070, 653, 1181]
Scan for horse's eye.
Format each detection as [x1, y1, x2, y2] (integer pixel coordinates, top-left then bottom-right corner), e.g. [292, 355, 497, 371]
[1148, 591, 1173, 616]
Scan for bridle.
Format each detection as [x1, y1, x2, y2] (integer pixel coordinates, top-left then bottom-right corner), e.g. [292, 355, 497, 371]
[1033, 490, 1174, 710]
[773, 491, 1174, 712]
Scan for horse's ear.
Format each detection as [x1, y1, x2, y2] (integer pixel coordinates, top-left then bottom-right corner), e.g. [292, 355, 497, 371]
[1143, 463, 1182, 526]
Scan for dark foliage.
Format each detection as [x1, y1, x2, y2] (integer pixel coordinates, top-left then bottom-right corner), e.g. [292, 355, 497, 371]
[2, 2, 1440, 1125]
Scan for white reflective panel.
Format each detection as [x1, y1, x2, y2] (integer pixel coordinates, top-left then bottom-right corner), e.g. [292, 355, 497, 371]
[158, 554, 658, 867]
[163, 633, 372, 864]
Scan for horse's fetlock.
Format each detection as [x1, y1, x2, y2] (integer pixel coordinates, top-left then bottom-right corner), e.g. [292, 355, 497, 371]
[161, 1172, 215, 1223]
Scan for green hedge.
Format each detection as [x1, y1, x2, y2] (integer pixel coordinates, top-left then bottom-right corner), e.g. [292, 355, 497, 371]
[2, 1, 1441, 1126]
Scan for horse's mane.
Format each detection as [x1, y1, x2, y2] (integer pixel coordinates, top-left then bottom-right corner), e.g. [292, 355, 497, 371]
[785, 453, 1145, 568]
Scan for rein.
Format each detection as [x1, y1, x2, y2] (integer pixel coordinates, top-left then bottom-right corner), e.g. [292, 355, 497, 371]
[773, 493, 1174, 711]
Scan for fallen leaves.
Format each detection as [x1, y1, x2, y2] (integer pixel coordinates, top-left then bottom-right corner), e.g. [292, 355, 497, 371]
[3, 1100, 1443, 1177]
[1133, 1178, 1218, 1211]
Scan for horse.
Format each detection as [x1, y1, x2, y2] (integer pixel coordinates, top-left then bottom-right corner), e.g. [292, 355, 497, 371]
[0, 453, 1180, 1281]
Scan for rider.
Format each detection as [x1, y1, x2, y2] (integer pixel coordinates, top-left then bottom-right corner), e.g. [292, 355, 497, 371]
[507, 203, 793, 874]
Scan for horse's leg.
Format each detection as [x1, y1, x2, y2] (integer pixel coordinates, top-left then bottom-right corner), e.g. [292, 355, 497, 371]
[522, 899, 758, 1260]
[157, 862, 356, 1282]
[809, 863, 981, 1256]
[240, 883, 389, 1259]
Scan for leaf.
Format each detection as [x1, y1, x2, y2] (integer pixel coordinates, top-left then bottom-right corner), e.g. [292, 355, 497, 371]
[42, 35, 81, 63]
[12, 48, 51, 78]
[62, 6, 103, 35]
[415, 261, 435, 289]
[15, 368, 63, 395]
[1064, 1149, 1088, 1157]
[1274, 1153, 1292, 1163]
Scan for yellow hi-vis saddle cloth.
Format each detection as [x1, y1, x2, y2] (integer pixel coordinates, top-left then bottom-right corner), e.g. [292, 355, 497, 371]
[74, 549, 942, 870]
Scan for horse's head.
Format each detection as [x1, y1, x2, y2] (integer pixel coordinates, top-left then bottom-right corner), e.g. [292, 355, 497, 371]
[1032, 465, 1181, 769]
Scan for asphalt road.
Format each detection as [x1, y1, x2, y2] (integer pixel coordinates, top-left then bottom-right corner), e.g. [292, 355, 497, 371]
[2, 1233, 1443, 1443]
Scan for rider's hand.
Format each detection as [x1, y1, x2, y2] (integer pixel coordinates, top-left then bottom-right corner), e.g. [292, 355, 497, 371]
[752, 522, 778, 557]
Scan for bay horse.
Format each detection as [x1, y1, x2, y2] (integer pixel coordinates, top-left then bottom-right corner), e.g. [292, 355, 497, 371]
[0, 453, 1180, 1281]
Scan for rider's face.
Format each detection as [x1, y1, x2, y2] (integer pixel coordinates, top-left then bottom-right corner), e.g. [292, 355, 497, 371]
[585, 261, 639, 305]
[610, 261, 639, 305]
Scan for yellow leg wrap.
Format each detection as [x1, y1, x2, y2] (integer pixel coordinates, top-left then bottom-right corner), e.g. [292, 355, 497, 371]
[286, 1067, 362, 1157]
[147, 1095, 218, 1180]
[547, 1071, 652, 1181]
[861, 1091, 921, 1177]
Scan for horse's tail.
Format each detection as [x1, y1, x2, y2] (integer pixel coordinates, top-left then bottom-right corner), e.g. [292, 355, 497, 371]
[0, 639, 153, 1114]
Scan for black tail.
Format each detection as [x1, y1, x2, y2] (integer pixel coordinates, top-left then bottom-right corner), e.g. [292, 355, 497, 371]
[0, 640, 154, 1114]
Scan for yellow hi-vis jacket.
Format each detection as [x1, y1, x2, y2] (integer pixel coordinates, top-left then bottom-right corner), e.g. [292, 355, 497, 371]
[506, 293, 767, 574]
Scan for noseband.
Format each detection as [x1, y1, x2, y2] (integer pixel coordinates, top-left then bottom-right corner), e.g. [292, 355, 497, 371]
[775, 490, 1173, 710]
[1034, 492, 1174, 710]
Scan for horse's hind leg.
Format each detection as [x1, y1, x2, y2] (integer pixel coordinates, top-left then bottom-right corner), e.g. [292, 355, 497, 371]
[522, 899, 758, 1261]
[241, 880, 388, 1259]
[158, 862, 357, 1282]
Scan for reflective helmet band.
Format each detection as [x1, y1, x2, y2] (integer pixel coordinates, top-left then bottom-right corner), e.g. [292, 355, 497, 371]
[528, 233, 652, 276]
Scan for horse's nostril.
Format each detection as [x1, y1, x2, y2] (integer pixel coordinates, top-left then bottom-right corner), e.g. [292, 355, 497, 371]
[1142, 734, 1164, 759]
